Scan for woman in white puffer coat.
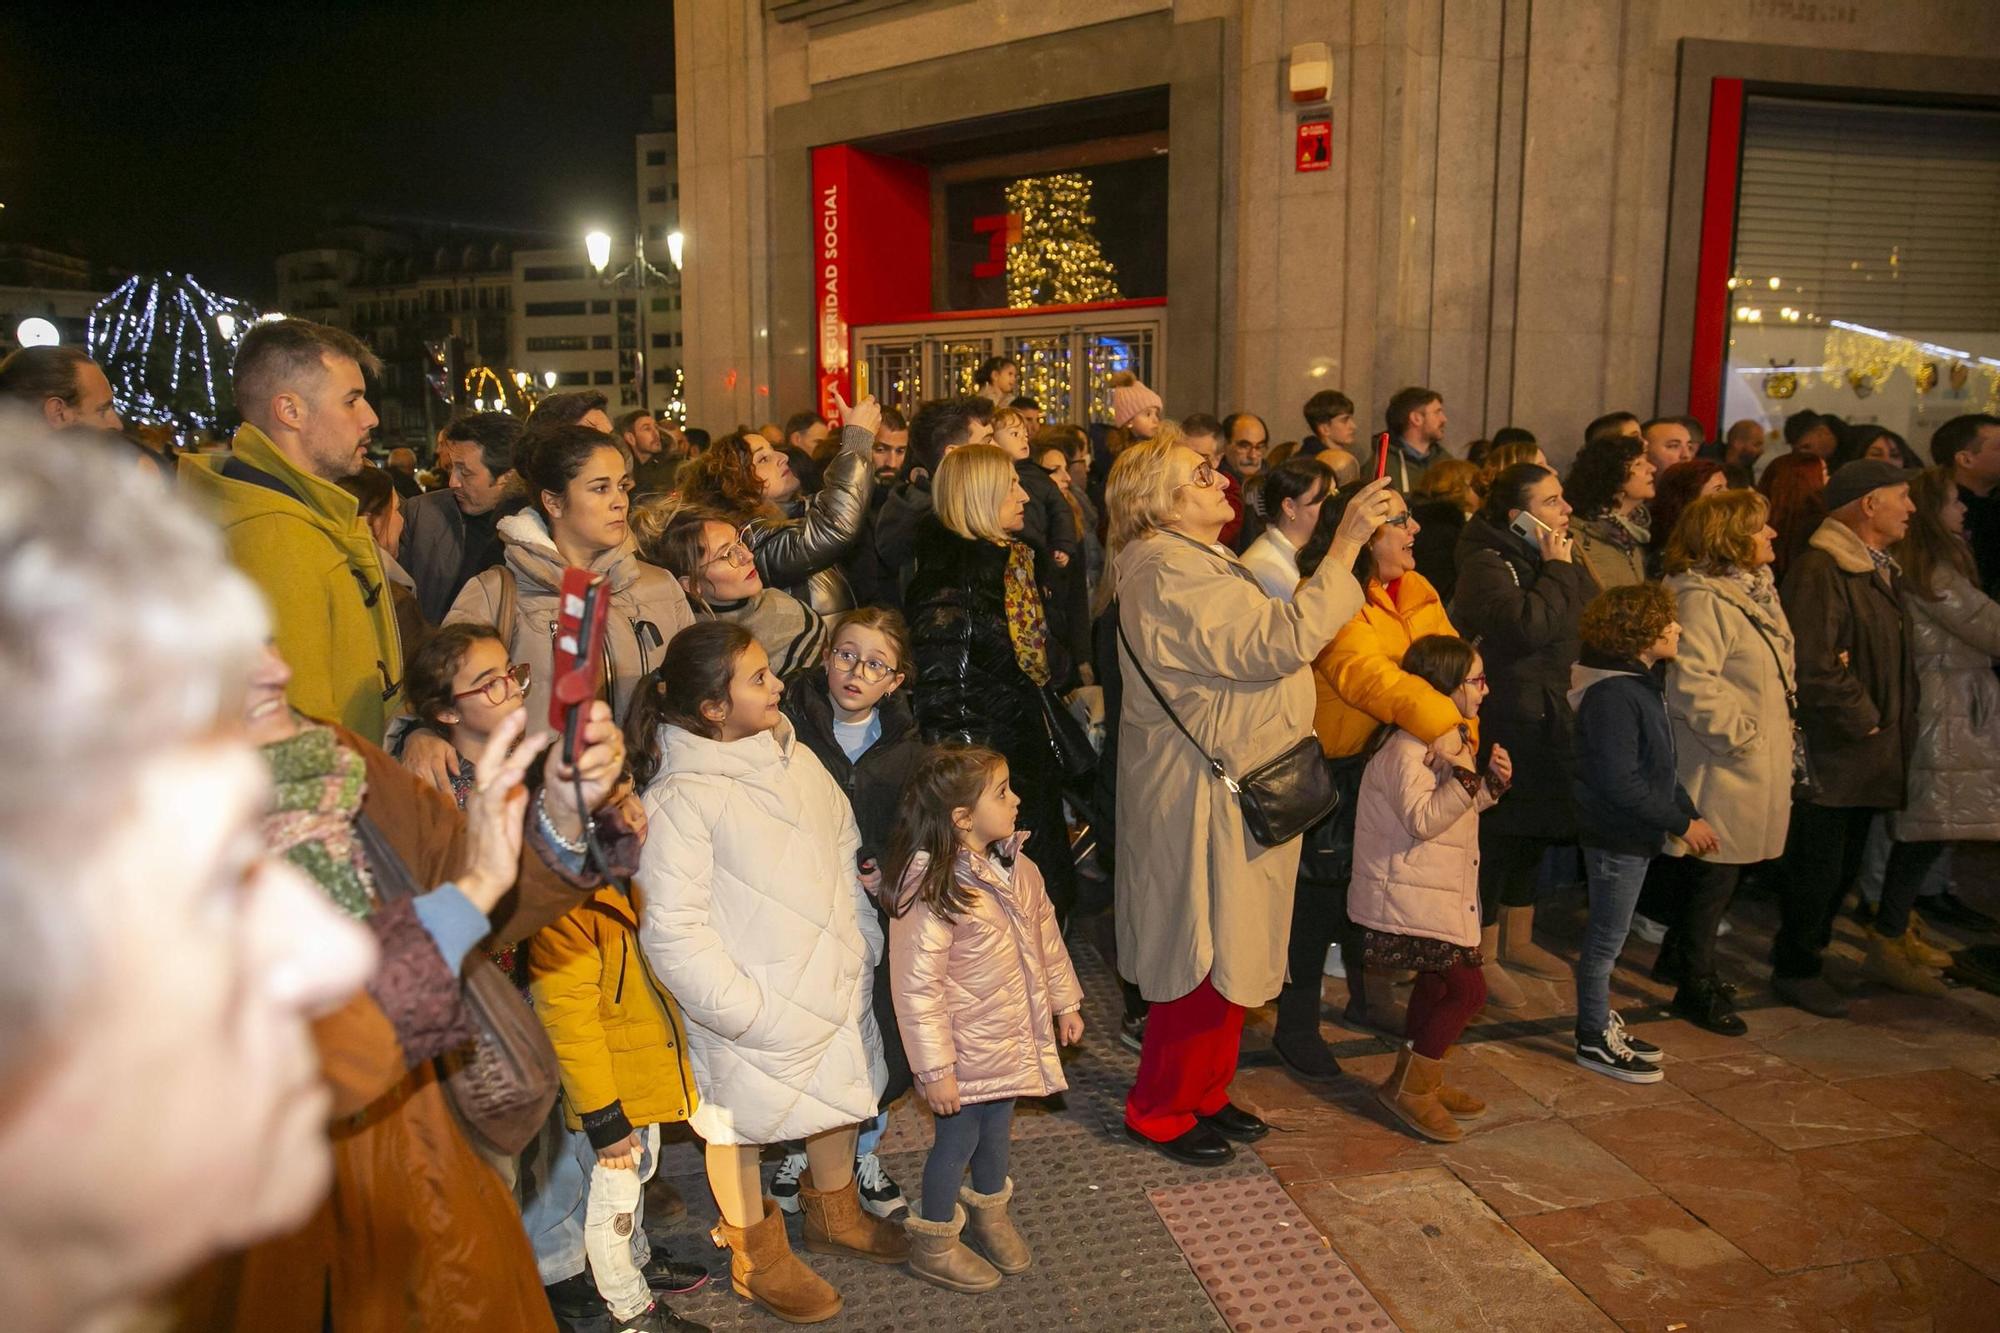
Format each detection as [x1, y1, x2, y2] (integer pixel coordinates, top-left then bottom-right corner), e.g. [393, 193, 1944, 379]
[632, 622, 908, 1325]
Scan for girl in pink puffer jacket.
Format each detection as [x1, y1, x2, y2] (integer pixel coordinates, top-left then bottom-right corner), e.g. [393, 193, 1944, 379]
[888, 744, 1084, 1293]
[1349, 635, 1511, 1145]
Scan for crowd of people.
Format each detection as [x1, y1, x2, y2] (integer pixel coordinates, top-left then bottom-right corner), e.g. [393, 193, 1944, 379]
[3, 328, 1998, 1333]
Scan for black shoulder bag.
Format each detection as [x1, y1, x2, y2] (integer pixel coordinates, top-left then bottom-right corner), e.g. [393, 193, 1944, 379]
[1733, 599, 1815, 801]
[1117, 619, 1337, 846]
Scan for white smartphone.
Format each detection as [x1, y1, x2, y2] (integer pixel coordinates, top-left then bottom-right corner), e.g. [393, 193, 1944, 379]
[1509, 509, 1554, 543]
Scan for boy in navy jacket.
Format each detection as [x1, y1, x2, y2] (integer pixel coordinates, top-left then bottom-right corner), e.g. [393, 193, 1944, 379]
[1567, 584, 1719, 1082]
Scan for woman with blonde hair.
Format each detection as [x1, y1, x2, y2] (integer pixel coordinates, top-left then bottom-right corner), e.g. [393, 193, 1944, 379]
[1653, 488, 1794, 1032]
[1108, 435, 1393, 1163]
[905, 444, 1079, 922]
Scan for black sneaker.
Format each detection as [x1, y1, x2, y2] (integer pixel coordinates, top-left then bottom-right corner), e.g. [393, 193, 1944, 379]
[769, 1150, 807, 1215]
[1120, 1013, 1147, 1053]
[642, 1252, 711, 1295]
[545, 1273, 604, 1329]
[611, 1301, 709, 1333]
[1608, 1012, 1663, 1065]
[855, 1150, 908, 1219]
[1575, 1026, 1664, 1083]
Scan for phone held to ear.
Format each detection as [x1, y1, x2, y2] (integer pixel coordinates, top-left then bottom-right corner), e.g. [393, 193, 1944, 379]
[1509, 508, 1554, 544]
[549, 568, 611, 765]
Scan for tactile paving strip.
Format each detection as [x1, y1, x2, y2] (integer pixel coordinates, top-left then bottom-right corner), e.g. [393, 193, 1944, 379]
[1149, 1173, 1399, 1333]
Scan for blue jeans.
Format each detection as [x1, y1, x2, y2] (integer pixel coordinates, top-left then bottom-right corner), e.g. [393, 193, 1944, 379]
[1576, 848, 1652, 1039]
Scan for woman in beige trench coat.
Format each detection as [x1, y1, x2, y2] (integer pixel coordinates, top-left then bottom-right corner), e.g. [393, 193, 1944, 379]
[1108, 437, 1391, 1164]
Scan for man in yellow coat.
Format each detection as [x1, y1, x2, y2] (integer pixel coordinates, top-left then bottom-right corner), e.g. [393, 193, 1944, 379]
[183, 319, 403, 741]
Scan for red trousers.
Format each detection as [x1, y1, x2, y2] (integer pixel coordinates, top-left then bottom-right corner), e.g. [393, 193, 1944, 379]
[1124, 975, 1246, 1140]
[1405, 959, 1485, 1059]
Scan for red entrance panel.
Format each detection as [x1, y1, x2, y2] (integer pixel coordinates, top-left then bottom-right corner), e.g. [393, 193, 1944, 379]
[811, 145, 932, 420]
[1689, 78, 1745, 439]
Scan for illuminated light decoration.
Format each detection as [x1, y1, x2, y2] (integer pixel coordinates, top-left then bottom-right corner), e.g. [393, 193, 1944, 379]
[463, 364, 506, 408]
[1003, 173, 1122, 309]
[87, 273, 258, 432]
[1819, 319, 2000, 413]
[14, 317, 59, 347]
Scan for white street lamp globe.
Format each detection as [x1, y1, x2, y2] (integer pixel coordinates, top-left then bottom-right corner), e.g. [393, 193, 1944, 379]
[542, 370, 558, 389]
[585, 231, 612, 274]
[215, 313, 237, 341]
[666, 230, 685, 271]
[14, 317, 58, 348]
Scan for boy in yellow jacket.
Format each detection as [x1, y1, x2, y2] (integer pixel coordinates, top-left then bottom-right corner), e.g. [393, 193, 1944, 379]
[529, 783, 708, 1332]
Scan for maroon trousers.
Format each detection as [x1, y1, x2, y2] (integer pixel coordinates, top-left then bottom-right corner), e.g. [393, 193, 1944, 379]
[1124, 975, 1245, 1140]
[1405, 960, 1486, 1059]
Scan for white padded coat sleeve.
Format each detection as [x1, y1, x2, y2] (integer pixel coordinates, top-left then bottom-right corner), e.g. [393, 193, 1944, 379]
[636, 781, 764, 1040]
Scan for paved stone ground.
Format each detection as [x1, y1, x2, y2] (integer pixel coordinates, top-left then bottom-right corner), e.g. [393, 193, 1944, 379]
[625, 852, 2000, 1332]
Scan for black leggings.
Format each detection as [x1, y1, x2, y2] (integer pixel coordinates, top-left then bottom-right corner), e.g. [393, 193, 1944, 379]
[1477, 831, 1550, 926]
[919, 1098, 1015, 1222]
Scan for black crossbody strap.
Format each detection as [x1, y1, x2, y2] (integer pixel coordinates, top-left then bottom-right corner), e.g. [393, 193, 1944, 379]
[1733, 600, 1799, 717]
[1116, 618, 1237, 791]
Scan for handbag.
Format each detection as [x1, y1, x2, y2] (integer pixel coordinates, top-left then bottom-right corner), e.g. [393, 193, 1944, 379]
[1736, 602, 1816, 800]
[1038, 683, 1098, 783]
[1297, 751, 1370, 883]
[1117, 620, 1338, 846]
[356, 814, 561, 1157]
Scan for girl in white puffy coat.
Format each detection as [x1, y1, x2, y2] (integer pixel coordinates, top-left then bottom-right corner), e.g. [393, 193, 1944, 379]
[631, 621, 910, 1324]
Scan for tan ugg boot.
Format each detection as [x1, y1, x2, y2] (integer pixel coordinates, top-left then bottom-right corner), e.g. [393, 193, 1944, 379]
[904, 1204, 1002, 1293]
[1434, 1054, 1488, 1120]
[1864, 930, 1949, 997]
[1376, 1044, 1463, 1143]
[800, 1172, 912, 1264]
[1480, 924, 1526, 1009]
[959, 1177, 1032, 1274]
[1500, 905, 1569, 980]
[1901, 923, 1955, 970]
[712, 1196, 841, 1324]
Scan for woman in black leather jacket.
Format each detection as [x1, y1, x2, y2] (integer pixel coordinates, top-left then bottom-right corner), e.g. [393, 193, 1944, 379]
[676, 396, 883, 616]
[904, 442, 1078, 922]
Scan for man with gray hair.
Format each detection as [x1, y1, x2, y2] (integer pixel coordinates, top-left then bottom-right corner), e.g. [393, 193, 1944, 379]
[0, 419, 374, 1332]
[182, 317, 406, 741]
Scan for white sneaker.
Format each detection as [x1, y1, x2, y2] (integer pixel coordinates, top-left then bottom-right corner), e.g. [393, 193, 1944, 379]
[1323, 943, 1346, 978]
[1629, 913, 1668, 945]
[770, 1150, 807, 1215]
[854, 1151, 908, 1219]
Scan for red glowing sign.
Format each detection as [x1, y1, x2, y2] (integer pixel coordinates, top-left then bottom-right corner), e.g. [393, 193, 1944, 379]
[1296, 116, 1332, 173]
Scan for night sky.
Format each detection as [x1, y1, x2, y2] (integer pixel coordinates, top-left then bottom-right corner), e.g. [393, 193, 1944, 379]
[0, 2, 676, 301]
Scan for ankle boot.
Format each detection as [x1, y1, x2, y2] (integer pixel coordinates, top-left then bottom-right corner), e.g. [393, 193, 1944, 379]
[1375, 1045, 1463, 1143]
[1273, 980, 1344, 1084]
[958, 1177, 1032, 1274]
[1433, 1053, 1487, 1120]
[1500, 905, 1569, 980]
[800, 1172, 912, 1264]
[1671, 975, 1748, 1036]
[903, 1204, 1002, 1293]
[713, 1197, 841, 1324]
[1479, 923, 1526, 1009]
[1863, 929, 1949, 997]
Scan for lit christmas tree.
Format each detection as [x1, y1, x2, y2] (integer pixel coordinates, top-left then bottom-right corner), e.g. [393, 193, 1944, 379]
[88, 274, 257, 433]
[1004, 172, 1122, 308]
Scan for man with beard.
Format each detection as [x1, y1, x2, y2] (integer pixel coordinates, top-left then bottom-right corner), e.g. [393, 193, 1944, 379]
[398, 410, 527, 622]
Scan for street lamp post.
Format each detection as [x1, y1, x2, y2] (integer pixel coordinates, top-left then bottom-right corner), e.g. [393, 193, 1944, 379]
[585, 226, 677, 413]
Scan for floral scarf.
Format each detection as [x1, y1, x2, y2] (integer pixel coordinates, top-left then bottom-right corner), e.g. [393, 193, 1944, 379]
[1001, 540, 1051, 687]
[261, 723, 375, 918]
[1722, 563, 1783, 620]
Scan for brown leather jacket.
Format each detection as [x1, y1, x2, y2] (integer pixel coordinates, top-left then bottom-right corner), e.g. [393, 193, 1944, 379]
[173, 729, 630, 1333]
[889, 835, 1083, 1104]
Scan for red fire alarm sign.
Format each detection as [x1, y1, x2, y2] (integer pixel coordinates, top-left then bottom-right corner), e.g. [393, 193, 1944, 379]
[1296, 115, 1332, 173]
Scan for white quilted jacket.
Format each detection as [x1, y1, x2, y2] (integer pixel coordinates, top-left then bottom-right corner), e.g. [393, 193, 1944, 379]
[636, 717, 885, 1145]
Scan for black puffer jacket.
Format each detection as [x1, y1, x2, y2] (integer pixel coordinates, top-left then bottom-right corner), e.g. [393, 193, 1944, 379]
[745, 427, 875, 616]
[905, 517, 1077, 919]
[1449, 514, 1594, 839]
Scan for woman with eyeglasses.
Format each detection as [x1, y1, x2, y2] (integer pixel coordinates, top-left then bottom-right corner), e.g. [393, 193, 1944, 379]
[1104, 435, 1392, 1166]
[1282, 481, 1482, 1075]
[634, 500, 829, 680]
[677, 391, 885, 616]
[1447, 462, 1593, 1007]
[905, 444, 1080, 925]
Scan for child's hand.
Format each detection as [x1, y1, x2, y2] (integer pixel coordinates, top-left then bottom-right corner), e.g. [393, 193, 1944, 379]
[596, 1132, 641, 1171]
[1057, 1011, 1084, 1046]
[1429, 727, 1469, 766]
[1682, 817, 1721, 857]
[1487, 744, 1513, 787]
[921, 1071, 962, 1116]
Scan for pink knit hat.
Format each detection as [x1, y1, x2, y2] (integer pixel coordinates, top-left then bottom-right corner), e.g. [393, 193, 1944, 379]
[1109, 377, 1163, 429]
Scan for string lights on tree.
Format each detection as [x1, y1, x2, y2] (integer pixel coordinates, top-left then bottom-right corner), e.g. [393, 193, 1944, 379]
[1004, 172, 1122, 309]
[87, 274, 257, 433]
